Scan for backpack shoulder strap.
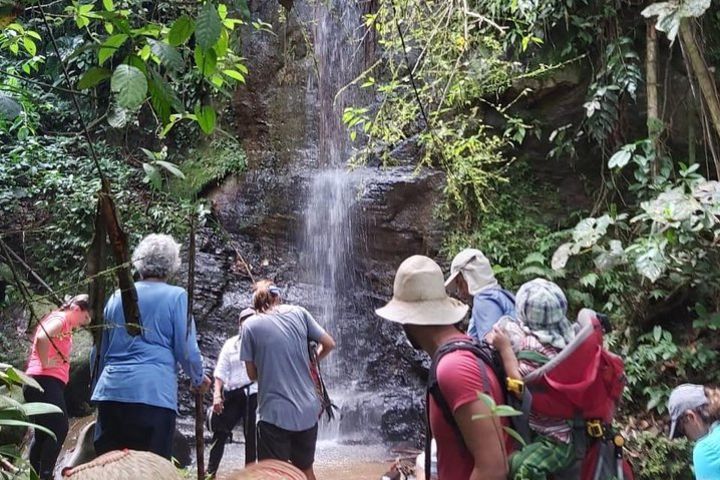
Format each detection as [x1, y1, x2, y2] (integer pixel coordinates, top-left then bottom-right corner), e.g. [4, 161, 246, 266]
[425, 339, 504, 479]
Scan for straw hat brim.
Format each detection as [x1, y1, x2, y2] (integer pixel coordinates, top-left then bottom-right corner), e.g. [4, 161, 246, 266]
[376, 297, 468, 325]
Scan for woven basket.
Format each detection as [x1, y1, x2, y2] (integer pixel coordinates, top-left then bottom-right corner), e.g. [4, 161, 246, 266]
[61, 450, 182, 480]
[226, 460, 306, 480]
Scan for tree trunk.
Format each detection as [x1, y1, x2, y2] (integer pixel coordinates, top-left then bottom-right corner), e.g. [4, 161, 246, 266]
[680, 19, 720, 178]
[646, 21, 661, 179]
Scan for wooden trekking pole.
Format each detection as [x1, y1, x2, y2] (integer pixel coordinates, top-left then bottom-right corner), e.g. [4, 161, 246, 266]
[186, 212, 205, 480]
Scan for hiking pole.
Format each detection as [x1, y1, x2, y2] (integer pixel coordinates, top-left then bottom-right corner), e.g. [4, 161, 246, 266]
[186, 212, 205, 480]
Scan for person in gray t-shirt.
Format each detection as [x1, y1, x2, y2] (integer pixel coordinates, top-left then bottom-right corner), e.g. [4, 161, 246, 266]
[240, 280, 335, 479]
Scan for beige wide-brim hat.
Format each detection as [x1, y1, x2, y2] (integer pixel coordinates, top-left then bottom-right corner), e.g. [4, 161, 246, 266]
[376, 255, 469, 325]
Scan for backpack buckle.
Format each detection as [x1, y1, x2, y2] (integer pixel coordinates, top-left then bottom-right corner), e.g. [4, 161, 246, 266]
[586, 420, 604, 438]
[506, 377, 524, 397]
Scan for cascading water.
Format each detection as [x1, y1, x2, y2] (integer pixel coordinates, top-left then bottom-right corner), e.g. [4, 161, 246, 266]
[299, 0, 377, 441]
[301, 169, 356, 380]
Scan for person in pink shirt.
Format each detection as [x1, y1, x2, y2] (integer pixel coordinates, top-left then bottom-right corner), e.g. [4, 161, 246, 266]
[23, 294, 92, 480]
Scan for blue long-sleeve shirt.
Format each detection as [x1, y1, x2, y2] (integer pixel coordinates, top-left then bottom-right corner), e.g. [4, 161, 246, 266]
[91, 281, 205, 412]
[467, 287, 516, 341]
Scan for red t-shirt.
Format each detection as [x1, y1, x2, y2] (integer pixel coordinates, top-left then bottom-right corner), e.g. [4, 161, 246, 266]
[429, 338, 511, 480]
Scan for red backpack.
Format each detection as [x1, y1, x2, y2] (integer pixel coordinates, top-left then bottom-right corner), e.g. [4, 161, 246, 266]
[426, 308, 634, 480]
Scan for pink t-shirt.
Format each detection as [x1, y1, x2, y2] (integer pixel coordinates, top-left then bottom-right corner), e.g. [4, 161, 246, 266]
[26, 311, 73, 384]
[429, 337, 511, 480]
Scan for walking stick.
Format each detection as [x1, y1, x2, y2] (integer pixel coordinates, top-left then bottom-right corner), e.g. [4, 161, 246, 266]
[186, 213, 205, 480]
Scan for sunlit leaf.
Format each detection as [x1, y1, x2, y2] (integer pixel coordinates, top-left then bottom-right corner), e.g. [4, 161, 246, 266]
[194, 46, 217, 76]
[155, 160, 185, 178]
[168, 15, 194, 46]
[98, 33, 128, 66]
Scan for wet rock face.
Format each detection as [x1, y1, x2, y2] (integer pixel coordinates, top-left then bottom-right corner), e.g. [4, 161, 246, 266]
[198, 165, 446, 442]
[191, 0, 446, 444]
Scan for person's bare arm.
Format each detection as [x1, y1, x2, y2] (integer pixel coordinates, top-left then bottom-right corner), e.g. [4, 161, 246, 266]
[36, 317, 64, 367]
[316, 333, 336, 362]
[487, 325, 521, 380]
[454, 397, 508, 480]
[213, 378, 225, 413]
[245, 361, 258, 381]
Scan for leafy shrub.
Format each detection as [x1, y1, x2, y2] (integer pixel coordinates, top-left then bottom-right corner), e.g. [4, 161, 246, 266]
[0, 363, 64, 479]
[442, 165, 565, 290]
[0, 134, 243, 297]
[626, 431, 693, 480]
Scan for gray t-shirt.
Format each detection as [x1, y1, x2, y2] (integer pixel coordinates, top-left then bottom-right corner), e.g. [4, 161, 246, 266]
[239, 304, 327, 431]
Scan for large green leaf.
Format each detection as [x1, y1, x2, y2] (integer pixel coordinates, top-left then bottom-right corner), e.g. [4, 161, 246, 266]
[194, 46, 217, 77]
[168, 15, 194, 46]
[77, 66, 111, 90]
[148, 69, 182, 124]
[110, 64, 148, 109]
[21, 402, 63, 417]
[98, 33, 128, 66]
[155, 160, 186, 179]
[680, 0, 711, 17]
[147, 39, 183, 72]
[107, 103, 132, 128]
[195, 1, 221, 50]
[194, 104, 216, 134]
[0, 417, 57, 439]
[608, 144, 635, 169]
[3, 366, 41, 390]
[631, 240, 667, 283]
[222, 68, 245, 83]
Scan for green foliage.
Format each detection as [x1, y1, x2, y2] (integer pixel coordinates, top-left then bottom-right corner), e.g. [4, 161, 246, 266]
[613, 309, 719, 415]
[0, 365, 60, 436]
[169, 139, 246, 198]
[642, 0, 711, 43]
[0, 136, 202, 292]
[1, 0, 252, 137]
[552, 155, 720, 289]
[442, 166, 562, 290]
[474, 392, 526, 447]
[626, 431, 693, 480]
[0, 363, 60, 479]
[343, 1, 523, 220]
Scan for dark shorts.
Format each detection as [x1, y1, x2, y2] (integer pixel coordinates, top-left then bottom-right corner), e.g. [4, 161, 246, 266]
[94, 401, 176, 459]
[257, 421, 318, 470]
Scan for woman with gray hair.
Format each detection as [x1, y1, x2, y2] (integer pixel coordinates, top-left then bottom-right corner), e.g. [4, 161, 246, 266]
[91, 234, 210, 459]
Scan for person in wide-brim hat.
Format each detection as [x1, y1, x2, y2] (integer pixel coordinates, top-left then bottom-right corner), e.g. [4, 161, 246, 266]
[376, 255, 468, 326]
[376, 255, 509, 480]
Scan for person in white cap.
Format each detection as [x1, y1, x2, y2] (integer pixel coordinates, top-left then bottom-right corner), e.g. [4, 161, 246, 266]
[445, 249, 516, 342]
[377, 255, 509, 480]
[668, 383, 720, 479]
[207, 307, 259, 477]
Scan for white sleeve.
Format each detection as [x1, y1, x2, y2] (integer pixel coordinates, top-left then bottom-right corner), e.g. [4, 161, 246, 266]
[214, 340, 232, 383]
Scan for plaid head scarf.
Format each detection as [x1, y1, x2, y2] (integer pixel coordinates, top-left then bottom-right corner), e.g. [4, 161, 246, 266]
[516, 278, 575, 349]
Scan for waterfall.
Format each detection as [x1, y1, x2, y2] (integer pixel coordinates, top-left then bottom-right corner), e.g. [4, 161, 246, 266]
[299, 0, 375, 441]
